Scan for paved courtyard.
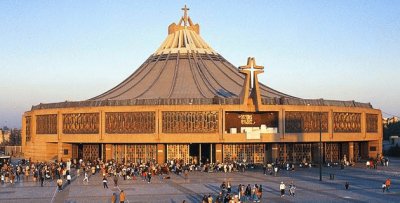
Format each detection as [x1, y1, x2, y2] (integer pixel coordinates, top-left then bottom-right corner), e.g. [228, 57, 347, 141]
[1, 158, 399, 203]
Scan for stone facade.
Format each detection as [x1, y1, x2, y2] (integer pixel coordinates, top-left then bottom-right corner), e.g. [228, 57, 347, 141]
[21, 103, 382, 163]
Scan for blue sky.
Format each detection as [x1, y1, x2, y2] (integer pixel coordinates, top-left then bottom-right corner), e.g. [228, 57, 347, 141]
[1, 1, 399, 128]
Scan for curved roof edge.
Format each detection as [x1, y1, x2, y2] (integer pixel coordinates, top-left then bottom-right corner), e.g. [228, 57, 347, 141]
[31, 97, 373, 111]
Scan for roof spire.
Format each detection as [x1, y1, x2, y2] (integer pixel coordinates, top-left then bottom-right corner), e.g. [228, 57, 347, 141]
[181, 5, 190, 26]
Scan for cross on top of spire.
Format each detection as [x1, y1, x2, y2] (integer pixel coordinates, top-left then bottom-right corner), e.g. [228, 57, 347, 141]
[182, 5, 190, 26]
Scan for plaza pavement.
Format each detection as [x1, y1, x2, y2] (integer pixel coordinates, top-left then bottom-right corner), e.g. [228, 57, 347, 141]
[1, 158, 399, 203]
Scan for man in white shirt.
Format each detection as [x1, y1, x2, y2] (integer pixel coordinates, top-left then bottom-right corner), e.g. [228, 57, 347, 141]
[280, 182, 286, 197]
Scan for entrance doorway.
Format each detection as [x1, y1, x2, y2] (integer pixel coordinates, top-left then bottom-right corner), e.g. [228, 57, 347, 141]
[189, 143, 213, 165]
[76, 144, 102, 161]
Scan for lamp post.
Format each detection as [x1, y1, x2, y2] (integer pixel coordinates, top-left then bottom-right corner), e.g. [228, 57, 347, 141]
[319, 111, 322, 181]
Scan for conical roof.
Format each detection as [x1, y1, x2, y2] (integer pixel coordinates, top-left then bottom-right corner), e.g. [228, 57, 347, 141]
[31, 6, 373, 110]
[90, 7, 294, 101]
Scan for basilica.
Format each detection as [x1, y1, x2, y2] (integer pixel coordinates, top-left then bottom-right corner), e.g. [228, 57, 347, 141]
[22, 6, 382, 165]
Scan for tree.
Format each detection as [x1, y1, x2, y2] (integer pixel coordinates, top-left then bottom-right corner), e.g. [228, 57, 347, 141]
[383, 121, 400, 140]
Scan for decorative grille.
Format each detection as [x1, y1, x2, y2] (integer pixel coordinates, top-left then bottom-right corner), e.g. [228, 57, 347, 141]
[167, 144, 190, 164]
[366, 114, 378, 133]
[278, 144, 286, 163]
[62, 113, 99, 134]
[115, 145, 125, 164]
[162, 111, 218, 133]
[25, 116, 31, 142]
[333, 112, 361, 133]
[223, 144, 265, 164]
[83, 144, 99, 161]
[325, 143, 340, 163]
[354, 142, 360, 162]
[292, 143, 312, 163]
[36, 114, 57, 134]
[126, 144, 157, 164]
[105, 112, 155, 134]
[277, 143, 313, 163]
[285, 111, 328, 133]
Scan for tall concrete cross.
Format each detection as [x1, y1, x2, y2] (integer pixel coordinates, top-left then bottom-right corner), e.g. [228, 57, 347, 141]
[182, 5, 190, 26]
[239, 57, 264, 88]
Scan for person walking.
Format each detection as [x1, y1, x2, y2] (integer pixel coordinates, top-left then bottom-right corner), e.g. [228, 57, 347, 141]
[382, 182, 386, 193]
[57, 178, 63, 192]
[184, 169, 188, 181]
[40, 172, 45, 187]
[119, 190, 126, 203]
[25, 166, 30, 181]
[258, 185, 263, 199]
[280, 181, 286, 197]
[103, 176, 109, 189]
[16, 166, 21, 182]
[289, 182, 296, 196]
[244, 184, 252, 200]
[207, 194, 213, 203]
[252, 185, 260, 202]
[385, 178, 391, 192]
[113, 175, 118, 187]
[147, 171, 152, 183]
[83, 172, 89, 182]
[67, 174, 71, 184]
[111, 192, 117, 203]
[345, 182, 349, 190]
[274, 166, 278, 176]
[263, 164, 267, 175]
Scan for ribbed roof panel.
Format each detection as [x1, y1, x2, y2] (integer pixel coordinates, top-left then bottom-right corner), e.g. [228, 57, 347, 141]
[90, 53, 296, 101]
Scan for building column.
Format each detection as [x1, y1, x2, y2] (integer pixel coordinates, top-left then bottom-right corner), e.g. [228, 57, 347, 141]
[199, 144, 202, 164]
[271, 144, 279, 163]
[104, 144, 112, 161]
[124, 145, 127, 165]
[215, 144, 223, 163]
[57, 141, 63, 162]
[157, 144, 165, 164]
[279, 109, 285, 138]
[348, 142, 354, 163]
[100, 144, 104, 161]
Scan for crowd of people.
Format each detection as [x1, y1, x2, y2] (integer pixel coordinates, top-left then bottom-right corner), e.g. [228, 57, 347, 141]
[366, 156, 390, 169]
[198, 180, 297, 203]
[199, 181, 264, 203]
[0, 158, 73, 188]
[0, 157, 395, 202]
